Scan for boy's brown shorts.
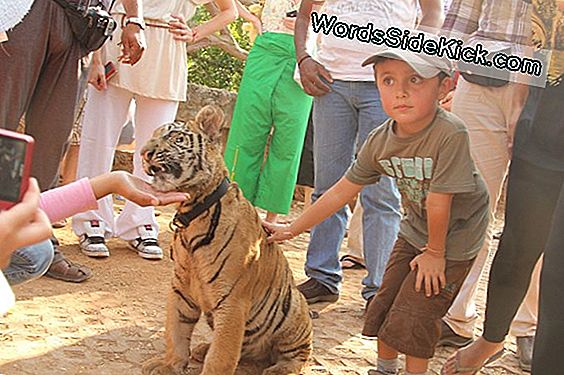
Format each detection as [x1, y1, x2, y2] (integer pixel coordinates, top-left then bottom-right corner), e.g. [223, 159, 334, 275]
[363, 237, 474, 359]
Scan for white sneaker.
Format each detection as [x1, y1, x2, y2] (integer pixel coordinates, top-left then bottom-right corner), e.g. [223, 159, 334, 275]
[79, 220, 109, 257]
[128, 225, 163, 260]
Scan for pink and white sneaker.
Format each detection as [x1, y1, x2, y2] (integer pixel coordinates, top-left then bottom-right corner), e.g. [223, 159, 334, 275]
[128, 224, 163, 260]
[79, 220, 109, 258]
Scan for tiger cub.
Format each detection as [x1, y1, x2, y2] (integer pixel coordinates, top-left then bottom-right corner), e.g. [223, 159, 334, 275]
[141, 105, 312, 375]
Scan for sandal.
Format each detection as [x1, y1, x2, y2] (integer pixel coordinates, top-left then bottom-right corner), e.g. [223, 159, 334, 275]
[52, 218, 67, 229]
[442, 349, 504, 374]
[340, 255, 366, 270]
[45, 252, 92, 283]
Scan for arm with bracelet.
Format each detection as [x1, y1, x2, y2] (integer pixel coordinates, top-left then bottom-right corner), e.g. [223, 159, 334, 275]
[294, 0, 332, 96]
[409, 192, 453, 297]
[120, 0, 146, 65]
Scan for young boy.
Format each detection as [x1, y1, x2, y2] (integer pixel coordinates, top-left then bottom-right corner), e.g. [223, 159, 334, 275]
[265, 49, 490, 375]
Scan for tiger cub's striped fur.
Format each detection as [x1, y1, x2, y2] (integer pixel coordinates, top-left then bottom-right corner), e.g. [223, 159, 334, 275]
[141, 106, 312, 375]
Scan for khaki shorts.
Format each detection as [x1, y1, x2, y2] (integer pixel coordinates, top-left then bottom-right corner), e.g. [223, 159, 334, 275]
[363, 237, 474, 359]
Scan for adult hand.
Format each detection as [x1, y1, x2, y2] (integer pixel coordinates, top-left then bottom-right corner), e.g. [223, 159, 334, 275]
[0, 179, 52, 267]
[119, 23, 146, 65]
[168, 14, 194, 43]
[298, 57, 333, 96]
[409, 252, 446, 297]
[111, 171, 189, 206]
[87, 59, 107, 91]
[507, 83, 530, 156]
[262, 221, 296, 244]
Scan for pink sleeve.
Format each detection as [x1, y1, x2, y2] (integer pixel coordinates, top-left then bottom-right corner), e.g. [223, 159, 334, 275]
[39, 178, 98, 223]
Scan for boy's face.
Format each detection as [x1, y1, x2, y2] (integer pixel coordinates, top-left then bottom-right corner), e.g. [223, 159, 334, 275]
[375, 59, 451, 129]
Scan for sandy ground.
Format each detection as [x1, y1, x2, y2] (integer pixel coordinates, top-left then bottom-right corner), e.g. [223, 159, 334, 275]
[0, 200, 527, 375]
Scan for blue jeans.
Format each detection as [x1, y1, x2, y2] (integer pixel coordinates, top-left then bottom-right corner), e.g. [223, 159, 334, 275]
[2, 240, 54, 285]
[306, 80, 401, 300]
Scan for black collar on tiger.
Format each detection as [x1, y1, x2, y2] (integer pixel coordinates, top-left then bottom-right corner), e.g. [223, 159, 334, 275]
[171, 178, 230, 229]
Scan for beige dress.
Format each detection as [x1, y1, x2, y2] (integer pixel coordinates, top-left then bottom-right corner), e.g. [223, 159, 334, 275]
[106, 0, 212, 101]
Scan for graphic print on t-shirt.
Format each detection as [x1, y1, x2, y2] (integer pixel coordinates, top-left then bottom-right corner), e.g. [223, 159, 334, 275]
[379, 156, 433, 211]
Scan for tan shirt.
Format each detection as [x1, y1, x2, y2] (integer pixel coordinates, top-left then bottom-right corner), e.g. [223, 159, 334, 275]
[346, 108, 489, 261]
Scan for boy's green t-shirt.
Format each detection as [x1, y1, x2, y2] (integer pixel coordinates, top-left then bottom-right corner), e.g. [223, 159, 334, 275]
[346, 108, 489, 261]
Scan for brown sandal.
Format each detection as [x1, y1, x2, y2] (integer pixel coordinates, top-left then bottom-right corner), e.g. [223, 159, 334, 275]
[46, 252, 92, 283]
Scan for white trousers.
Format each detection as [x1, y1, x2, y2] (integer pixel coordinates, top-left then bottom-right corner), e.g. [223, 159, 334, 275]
[72, 84, 179, 241]
[444, 79, 540, 338]
[344, 200, 364, 259]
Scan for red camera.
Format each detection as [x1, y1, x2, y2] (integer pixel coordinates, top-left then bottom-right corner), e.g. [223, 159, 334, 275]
[0, 129, 34, 210]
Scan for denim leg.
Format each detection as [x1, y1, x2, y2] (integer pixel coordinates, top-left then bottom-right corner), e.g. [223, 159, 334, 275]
[306, 81, 401, 296]
[306, 81, 357, 294]
[355, 83, 401, 300]
[360, 177, 401, 299]
[3, 240, 55, 285]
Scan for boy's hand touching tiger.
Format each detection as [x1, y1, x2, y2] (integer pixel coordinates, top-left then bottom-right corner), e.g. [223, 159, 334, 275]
[409, 252, 446, 297]
[263, 221, 296, 243]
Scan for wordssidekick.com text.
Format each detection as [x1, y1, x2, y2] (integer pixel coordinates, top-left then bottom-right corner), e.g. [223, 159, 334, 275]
[311, 12, 544, 78]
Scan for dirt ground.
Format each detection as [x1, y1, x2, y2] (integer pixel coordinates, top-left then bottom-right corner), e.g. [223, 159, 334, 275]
[0, 200, 527, 375]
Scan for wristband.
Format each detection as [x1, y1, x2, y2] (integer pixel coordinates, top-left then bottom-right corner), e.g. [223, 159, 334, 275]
[423, 244, 445, 258]
[297, 54, 312, 67]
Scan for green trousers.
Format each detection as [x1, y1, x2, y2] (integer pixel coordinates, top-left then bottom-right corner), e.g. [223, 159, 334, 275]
[224, 32, 313, 214]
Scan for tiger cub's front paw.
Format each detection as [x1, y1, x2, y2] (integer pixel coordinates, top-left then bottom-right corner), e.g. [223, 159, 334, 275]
[142, 356, 191, 375]
[190, 343, 210, 363]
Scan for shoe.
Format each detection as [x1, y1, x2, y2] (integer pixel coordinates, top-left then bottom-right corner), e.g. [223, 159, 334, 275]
[46, 250, 93, 283]
[437, 320, 474, 348]
[516, 336, 534, 372]
[297, 278, 339, 304]
[78, 220, 109, 257]
[52, 218, 67, 229]
[340, 254, 366, 270]
[128, 224, 163, 260]
[442, 348, 504, 375]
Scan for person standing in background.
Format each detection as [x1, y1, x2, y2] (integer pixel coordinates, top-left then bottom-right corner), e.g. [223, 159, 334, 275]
[438, 1, 538, 371]
[224, 0, 314, 224]
[73, 0, 237, 260]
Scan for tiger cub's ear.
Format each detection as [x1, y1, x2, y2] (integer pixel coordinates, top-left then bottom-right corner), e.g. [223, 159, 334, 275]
[193, 105, 225, 142]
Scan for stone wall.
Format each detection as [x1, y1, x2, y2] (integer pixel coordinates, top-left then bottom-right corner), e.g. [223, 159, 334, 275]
[177, 83, 238, 148]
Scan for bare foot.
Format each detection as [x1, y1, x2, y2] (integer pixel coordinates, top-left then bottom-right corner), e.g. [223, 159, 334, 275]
[441, 337, 504, 375]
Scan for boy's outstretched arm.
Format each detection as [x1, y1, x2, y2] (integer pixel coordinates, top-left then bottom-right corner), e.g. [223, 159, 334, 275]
[410, 191, 453, 297]
[265, 176, 362, 243]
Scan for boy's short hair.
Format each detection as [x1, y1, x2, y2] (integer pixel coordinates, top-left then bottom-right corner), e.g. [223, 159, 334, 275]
[362, 49, 453, 79]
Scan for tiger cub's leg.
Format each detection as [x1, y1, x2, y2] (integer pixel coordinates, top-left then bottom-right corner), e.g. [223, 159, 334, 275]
[191, 312, 214, 363]
[200, 301, 248, 375]
[143, 288, 201, 375]
[263, 299, 313, 375]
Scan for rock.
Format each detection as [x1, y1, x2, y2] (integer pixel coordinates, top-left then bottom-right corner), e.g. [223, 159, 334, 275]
[177, 83, 238, 149]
